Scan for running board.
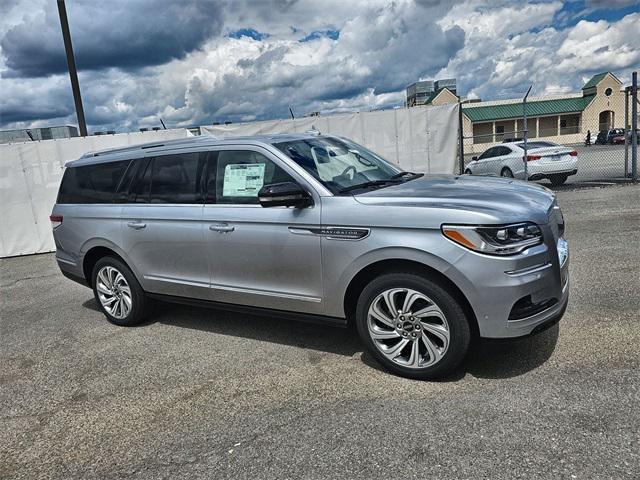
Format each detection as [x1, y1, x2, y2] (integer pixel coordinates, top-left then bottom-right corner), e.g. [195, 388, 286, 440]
[147, 293, 348, 328]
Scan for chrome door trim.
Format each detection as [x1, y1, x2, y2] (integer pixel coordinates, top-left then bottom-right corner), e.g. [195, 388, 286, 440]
[211, 283, 322, 303]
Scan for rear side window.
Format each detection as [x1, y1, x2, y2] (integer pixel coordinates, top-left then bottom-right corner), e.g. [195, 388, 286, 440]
[57, 160, 130, 204]
[150, 153, 204, 203]
[127, 152, 207, 204]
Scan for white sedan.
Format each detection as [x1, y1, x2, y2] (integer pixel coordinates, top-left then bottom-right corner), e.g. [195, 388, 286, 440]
[465, 141, 578, 186]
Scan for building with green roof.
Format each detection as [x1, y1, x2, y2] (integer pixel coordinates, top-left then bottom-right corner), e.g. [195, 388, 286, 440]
[457, 72, 624, 152]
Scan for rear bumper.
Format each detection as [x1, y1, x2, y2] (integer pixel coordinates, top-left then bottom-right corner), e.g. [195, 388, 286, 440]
[529, 169, 577, 181]
[56, 256, 89, 288]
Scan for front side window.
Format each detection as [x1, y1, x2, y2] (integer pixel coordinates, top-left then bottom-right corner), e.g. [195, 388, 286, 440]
[57, 160, 130, 204]
[273, 137, 401, 194]
[213, 150, 296, 204]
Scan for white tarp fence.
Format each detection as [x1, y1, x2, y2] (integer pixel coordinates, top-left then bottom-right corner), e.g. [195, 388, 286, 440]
[1, 104, 459, 258]
[0, 129, 192, 258]
[202, 103, 459, 174]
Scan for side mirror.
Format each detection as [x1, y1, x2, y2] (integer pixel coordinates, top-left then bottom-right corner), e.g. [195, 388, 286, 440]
[258, 182, 312, 208]
[472, 156, 478, 161]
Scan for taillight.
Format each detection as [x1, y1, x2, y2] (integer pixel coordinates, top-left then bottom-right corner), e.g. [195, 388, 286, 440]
[569, 150, 578, 157]
[525, 155, 541, 161]
[50, 214, 63, 229]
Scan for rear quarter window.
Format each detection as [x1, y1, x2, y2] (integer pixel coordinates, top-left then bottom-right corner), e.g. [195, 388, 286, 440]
[57, 160, 130, 204]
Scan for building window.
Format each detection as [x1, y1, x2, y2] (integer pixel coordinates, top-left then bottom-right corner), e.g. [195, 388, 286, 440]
[604, 87, 612, 97]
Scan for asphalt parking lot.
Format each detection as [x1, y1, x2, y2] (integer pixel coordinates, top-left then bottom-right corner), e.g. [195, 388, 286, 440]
[1, 184, 639, 479]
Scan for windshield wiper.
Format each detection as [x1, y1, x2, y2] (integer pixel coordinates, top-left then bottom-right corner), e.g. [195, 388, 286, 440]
[390, 171, 423, 180]
[338, 179, 402, 193]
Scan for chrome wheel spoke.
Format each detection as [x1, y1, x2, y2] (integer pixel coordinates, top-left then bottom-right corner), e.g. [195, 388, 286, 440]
[382, 338, 409, 359]
[381, 289, 400, 316]
[407, 339, 421, 367]
[402, 290, 423, 313]
[370, 327, 401, 340]
[421, 322, 450, 345]
[413, 305, 445, 320]
[370, 301, 395, 327]
[421, 332, 443, 365]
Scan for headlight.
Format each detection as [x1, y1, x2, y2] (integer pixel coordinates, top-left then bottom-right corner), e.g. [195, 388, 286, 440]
[442, 222, 542, 256]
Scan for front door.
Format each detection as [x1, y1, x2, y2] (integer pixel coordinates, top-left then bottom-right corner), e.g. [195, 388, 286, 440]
[120, 152, 211, 300]
[203, 147, 324, 314]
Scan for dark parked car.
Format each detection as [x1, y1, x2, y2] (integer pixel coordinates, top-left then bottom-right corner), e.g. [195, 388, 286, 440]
[595, 128, 625, 145]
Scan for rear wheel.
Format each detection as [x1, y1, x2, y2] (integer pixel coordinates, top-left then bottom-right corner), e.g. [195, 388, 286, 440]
[92, 256, 150, 326]
[500, 167, 514, 178]
[355, 273, 471, 380]
[550, 174, 568, 186]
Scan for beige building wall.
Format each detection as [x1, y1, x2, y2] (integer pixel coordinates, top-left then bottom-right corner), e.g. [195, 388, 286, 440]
[581, 73, 625, 133]
[431, 88, 458, 106]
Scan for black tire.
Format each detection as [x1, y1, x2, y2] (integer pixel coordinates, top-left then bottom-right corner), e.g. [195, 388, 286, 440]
[464, 169, 472, 175]
[550, 174, 568, 186]
[500, 167, 514, 178]
[355, 272, 471, 380]
[91, 256, 150, 326]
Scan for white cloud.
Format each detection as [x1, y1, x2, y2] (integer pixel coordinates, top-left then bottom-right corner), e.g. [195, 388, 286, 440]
[0, 0, 639, 132]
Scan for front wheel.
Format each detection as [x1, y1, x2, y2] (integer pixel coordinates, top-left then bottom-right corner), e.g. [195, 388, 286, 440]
[355, 273, 471, 380]
[464, 169, 472, 175]
[500, 167, 514, 178]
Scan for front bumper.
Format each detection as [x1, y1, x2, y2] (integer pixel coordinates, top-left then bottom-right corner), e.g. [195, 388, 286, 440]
[449, 219, 569, 339]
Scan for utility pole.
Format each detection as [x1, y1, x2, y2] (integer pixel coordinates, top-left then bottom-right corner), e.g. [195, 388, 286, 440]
[522, 85, 532, 181]
[632, 71, 638, 182]
[57, 0, 87, 136]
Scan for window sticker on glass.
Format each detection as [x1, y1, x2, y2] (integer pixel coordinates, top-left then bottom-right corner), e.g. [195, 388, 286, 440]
[223, 163, 266, 197]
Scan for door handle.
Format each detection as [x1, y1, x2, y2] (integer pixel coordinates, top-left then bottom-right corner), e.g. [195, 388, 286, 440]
[209, 223, 235, 233]
[126, 221, 146, 230]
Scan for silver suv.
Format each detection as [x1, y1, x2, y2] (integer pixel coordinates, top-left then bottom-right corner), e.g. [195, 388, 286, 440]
[51, 133, 569, 379]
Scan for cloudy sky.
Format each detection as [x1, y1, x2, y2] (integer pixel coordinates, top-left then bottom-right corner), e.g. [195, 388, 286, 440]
[1, 0, 638, 133]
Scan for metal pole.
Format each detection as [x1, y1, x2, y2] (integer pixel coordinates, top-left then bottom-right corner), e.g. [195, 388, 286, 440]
[625, 87, 630, 177]
[57, 0, 87, 137]
[458, 100, 464, 174]
[522, 85, 532, 180]
[632, 71, 638, 182]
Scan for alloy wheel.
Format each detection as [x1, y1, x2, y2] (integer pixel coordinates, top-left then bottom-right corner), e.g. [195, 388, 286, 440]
[96, 266, 132, 320]
[367, 288, 450, 369]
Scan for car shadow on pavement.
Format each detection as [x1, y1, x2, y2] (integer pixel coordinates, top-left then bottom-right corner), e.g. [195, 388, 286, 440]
[83, 298, 559, 379]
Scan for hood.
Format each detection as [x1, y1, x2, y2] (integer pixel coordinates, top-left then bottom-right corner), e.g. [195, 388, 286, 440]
[354, 174, 556, 225]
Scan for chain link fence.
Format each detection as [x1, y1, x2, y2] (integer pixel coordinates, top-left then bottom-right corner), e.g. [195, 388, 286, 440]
[457, 72, 639, 186]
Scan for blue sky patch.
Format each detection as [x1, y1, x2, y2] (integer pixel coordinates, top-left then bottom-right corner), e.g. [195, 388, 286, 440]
[299, 29, 340, 42]
[227, 28, 270, 41]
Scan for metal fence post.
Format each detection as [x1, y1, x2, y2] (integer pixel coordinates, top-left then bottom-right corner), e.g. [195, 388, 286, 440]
[458, 101, 464, 174]
[632, 72, 638, 182]
[624, 87, 629, 177]
[522, 85, 532, 181]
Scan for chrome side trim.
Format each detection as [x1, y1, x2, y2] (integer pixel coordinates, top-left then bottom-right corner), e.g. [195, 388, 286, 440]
[288, 226, 370, 241]
[505, 262, 552, 276]
[144, 275, 210, 288]
[211, 283, 322, 303]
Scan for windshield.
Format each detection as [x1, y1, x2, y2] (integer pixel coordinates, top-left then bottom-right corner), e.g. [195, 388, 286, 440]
[273, 137, 404, 194]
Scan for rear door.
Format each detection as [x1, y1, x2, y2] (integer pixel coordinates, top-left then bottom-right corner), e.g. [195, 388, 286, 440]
[119, 151, 211, 300]
[203, 146, 324, 314]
